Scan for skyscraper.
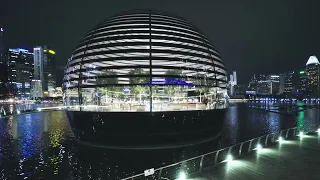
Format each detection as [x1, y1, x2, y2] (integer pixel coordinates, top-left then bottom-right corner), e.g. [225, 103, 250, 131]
[228, 71, 237, 96]
[306, 56, 320, 93]
[267, 75, 281, 95]
[0, 28, 5, 64]
[0, 27, 8, 99]
[233, 71, 237, 85]
[32, 46, 43, 99]
[32, 46, 56, 98]
[298, 70, 307, 93]
[7, 48, 34, 99]
[284, 71, 295, 93]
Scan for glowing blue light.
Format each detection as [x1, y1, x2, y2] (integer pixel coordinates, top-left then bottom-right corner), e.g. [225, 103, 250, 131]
[147, 78, 191, 86]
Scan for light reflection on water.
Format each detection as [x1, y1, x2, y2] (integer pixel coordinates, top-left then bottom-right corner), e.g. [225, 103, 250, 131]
[0, 102, 319, 179]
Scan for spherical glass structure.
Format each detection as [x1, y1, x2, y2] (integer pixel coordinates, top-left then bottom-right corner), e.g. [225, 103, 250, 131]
[63, 10, 228, 112]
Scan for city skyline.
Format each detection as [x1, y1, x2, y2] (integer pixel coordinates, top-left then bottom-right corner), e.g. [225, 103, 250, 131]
[1, 0, 320, 85]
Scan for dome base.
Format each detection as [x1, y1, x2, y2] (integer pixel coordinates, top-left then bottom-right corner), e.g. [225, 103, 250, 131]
[66, 108, 226, 149]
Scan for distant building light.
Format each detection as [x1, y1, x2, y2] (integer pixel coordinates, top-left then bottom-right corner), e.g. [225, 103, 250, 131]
[34, 47, 41, 50]
[44, 91, 49, 94]
[18, 48, 28, 52]
[48, 50, 55, 54]
[0, 28, 3, 31]
[246, 91, 257, 95]
[270, 75, 279, 78]
[299, 71, 305, 74]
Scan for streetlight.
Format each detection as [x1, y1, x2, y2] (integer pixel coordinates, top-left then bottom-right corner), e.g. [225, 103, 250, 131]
[177, 172, 186, 180]
[278, 136, 283, 143]
[226, 154, 233, 162]
[256, 144, 262, 151]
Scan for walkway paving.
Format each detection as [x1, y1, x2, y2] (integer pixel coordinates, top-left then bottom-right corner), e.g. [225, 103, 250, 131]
[191, 133, 320, 180]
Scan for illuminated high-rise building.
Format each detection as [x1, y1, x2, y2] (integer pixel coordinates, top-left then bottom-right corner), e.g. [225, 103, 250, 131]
[298, 70, 307, 93]
[229, 71, 237, 96]
[32, 46, 56, 98]
[306, 56, 320, 93]
[233, 71, 237, 85]
[7, 48, 34, 99]
[0, 27, 5, 64]
[0, 27, 9, 99]
[283, 71, 295, 93]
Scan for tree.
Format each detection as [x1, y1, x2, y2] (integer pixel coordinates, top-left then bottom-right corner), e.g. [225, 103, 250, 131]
[165, 69, 182, 78]
[128, 69, 149, 104]
[164, 70, 184, 101]
[194, 73, 210, 102]
[96, 70, 120, 103]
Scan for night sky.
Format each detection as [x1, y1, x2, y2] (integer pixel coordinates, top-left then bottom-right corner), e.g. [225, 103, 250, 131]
[1, 0, 319, 86]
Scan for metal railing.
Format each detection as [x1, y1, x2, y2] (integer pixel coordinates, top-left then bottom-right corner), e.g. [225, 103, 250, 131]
[121, 127, 298, 180]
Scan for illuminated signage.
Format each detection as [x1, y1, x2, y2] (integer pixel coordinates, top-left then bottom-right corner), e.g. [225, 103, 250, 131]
[299, 71, 305, 74]
[48, 50, 55, 54]
[246, 91, 257, 95]
[44, 91, 49, 95]
[9, 48, 29, 53]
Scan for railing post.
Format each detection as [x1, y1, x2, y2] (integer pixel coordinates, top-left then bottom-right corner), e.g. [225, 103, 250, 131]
[214, 150, 220, 165]
[271, 133, 276, 143]
[248, 140, 253, 153]
[180, 161, 186, 169]
[239, 143, 244, 156]
[199, 155, 205, 173]
[293, 128, 297, 136]
[257, 137, 262, 145]
[158, 168, 163, 180]
[285, 129, 290, 139]
[265, 134, 270, 146]
[227, 146, 233, 155]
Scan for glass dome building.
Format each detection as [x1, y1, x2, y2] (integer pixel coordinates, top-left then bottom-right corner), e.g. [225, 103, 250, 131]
[63, 10, 228, 149]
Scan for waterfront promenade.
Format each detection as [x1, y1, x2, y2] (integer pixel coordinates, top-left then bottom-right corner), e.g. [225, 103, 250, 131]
[191, 133, 320, 180]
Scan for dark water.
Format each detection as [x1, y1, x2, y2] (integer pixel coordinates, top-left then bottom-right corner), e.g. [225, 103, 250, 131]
[0, 102, 319, 180]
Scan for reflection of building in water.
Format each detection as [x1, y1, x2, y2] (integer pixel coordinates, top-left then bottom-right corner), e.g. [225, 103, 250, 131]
[267, 112, 280, 133]
[226, 106, 238, 144]
[297, 102, 305, 132]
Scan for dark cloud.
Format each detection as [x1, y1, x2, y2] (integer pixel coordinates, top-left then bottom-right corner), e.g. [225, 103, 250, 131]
[2, 0, 320, 85]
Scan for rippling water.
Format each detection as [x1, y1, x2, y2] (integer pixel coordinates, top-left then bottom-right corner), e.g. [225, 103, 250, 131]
[0, 102, 319, 179]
